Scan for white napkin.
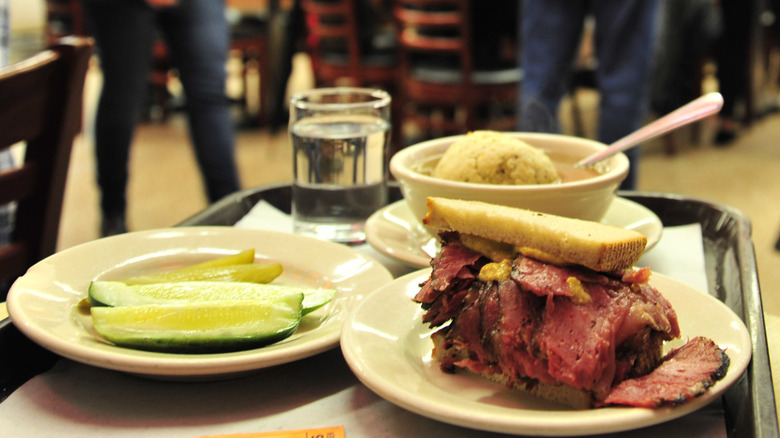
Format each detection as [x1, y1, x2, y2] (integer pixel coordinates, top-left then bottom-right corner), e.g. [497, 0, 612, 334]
[234, 200, 294, 233]
[638, 223, 709, 293]
[235, 201, 418, 278]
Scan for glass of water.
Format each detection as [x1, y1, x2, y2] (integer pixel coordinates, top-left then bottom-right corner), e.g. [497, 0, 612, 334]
[289, 87, 391, 244]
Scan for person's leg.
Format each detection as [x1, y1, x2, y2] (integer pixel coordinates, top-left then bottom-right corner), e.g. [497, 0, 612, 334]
[713, 0, 753, 145]
[158, 0, 241, 203]
[591, 0, 660, 190]
[518, 0, 587, 133]
[82, 0, 156, 235]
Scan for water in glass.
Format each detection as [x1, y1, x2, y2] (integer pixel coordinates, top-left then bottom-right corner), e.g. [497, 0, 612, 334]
[291, 113, 389, 243]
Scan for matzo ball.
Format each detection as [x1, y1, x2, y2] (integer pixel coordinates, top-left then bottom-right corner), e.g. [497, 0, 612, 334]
[432, 131, 560, 184]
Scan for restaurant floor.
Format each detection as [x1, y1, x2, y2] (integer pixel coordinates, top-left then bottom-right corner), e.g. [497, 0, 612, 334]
[58, 53, 780, 330]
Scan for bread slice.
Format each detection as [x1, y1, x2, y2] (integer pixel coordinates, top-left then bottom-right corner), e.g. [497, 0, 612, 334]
[423, 197, 647, 272]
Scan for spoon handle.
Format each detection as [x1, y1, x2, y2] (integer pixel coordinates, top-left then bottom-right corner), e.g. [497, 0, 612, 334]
[576, 92, 724, 167]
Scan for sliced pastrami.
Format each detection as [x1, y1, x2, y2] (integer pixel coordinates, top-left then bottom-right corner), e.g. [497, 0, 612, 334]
[494, 279, 552, 385]
[416, 234, 683, 405]
[511, 256, 576, 297]
[532, 277, 679, 398]
[601, 336, 730, 407]
[414, 233, 483, 306]
[510, 255, 637, 298]
[535, 282, 631, 399]
[446, 283, 496, 372]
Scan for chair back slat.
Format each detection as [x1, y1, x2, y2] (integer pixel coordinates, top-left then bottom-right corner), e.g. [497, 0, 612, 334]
[392, 0, 519, 143]
[0, 54, 57, 147]
[0, 166, 37, 206]
[300, 0, 400, 150]
[301, 0, 364, 82]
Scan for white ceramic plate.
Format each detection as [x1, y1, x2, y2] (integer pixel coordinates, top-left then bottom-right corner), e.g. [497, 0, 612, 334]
[365, 198, 664, 268]
[7, 227, 393, 380]
[341, 270, 751, 436]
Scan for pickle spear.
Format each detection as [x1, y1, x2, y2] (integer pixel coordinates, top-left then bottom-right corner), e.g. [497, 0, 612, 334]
[91, 296, 303, 353]
[120, 263, 283, 285]
[88, 280, 336, 316]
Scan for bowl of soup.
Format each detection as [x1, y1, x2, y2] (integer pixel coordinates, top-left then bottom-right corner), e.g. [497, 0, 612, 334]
[389, 132, 629, 226]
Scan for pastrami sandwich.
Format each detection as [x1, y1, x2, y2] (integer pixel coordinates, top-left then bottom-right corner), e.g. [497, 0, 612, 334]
[413, 197, 730, 409]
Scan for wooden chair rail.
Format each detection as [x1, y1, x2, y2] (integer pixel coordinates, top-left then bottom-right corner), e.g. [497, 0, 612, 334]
[0, 37, 93, 297]
[0, 166, 38, 206]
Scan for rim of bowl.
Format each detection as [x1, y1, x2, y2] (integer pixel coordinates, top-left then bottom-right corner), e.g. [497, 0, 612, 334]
[389, 132, 629, 192]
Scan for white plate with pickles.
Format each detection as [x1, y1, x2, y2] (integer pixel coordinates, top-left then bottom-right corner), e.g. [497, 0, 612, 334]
[6, 227, 393, 380]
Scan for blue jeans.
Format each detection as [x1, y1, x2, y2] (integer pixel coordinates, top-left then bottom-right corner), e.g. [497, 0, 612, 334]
[83, 0, 240, 216]
[0, 150, 13, 247]
[518, 0, 660, 190]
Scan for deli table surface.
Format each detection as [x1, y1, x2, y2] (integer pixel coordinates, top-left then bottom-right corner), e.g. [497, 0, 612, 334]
[0, 183, 777, 438]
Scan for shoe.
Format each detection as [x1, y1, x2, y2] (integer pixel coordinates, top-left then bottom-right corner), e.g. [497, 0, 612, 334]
[714, 117, 738, 147]
[101, 213, 127, 237]
[714, 128, 736, 146]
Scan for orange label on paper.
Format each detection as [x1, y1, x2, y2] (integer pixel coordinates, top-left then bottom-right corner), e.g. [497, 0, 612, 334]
[199, 426, 345, 438]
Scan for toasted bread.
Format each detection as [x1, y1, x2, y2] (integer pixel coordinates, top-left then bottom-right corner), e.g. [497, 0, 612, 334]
[423, 197, 647, 272]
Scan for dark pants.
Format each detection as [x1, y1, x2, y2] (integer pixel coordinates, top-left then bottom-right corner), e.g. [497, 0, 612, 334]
[714, 0, 753, 119]
[82, 0, 241, 217]
[519, 0, 660, 190]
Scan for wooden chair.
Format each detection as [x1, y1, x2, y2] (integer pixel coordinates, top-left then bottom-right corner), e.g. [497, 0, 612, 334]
[301, 0, 400, 148]
[229, 10, 272, 127]
[45, 0, 87, 46]
[0, 37, 94, 299]
[146, 8, 273, 126]
[147, 38, 173, 122]
[392, 0, 520, 148]
[301, 0, 397, 88]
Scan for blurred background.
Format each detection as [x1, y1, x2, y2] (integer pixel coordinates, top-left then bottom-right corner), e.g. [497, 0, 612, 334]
[4, 0, 780, 317]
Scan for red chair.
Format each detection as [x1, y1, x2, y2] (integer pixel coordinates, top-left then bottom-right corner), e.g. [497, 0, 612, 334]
[45, 0, 88, 46]
[147, 7, 273, 125]
[392, 0, 520, 147]
[229, 10, 272, 127]
[301, 0, 397, 89]
[301, 0, 402, 151]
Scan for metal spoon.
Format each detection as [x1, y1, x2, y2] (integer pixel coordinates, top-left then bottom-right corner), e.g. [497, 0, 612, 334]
[575, 92, 724, 168]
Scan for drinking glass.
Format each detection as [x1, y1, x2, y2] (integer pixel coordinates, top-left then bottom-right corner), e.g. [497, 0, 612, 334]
[289, 87, 391, 243]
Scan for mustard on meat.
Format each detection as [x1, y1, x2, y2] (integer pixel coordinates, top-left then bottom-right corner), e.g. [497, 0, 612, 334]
[478, 259, 513, 282]
[567, 277, 592, 304]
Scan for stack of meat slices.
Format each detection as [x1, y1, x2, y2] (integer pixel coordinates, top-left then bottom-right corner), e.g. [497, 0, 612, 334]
[414, 198, 731, 409]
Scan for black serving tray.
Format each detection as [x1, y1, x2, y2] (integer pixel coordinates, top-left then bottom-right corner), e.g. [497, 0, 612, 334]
[1, 183, 777, 437]
[625, 192, 778, 438]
